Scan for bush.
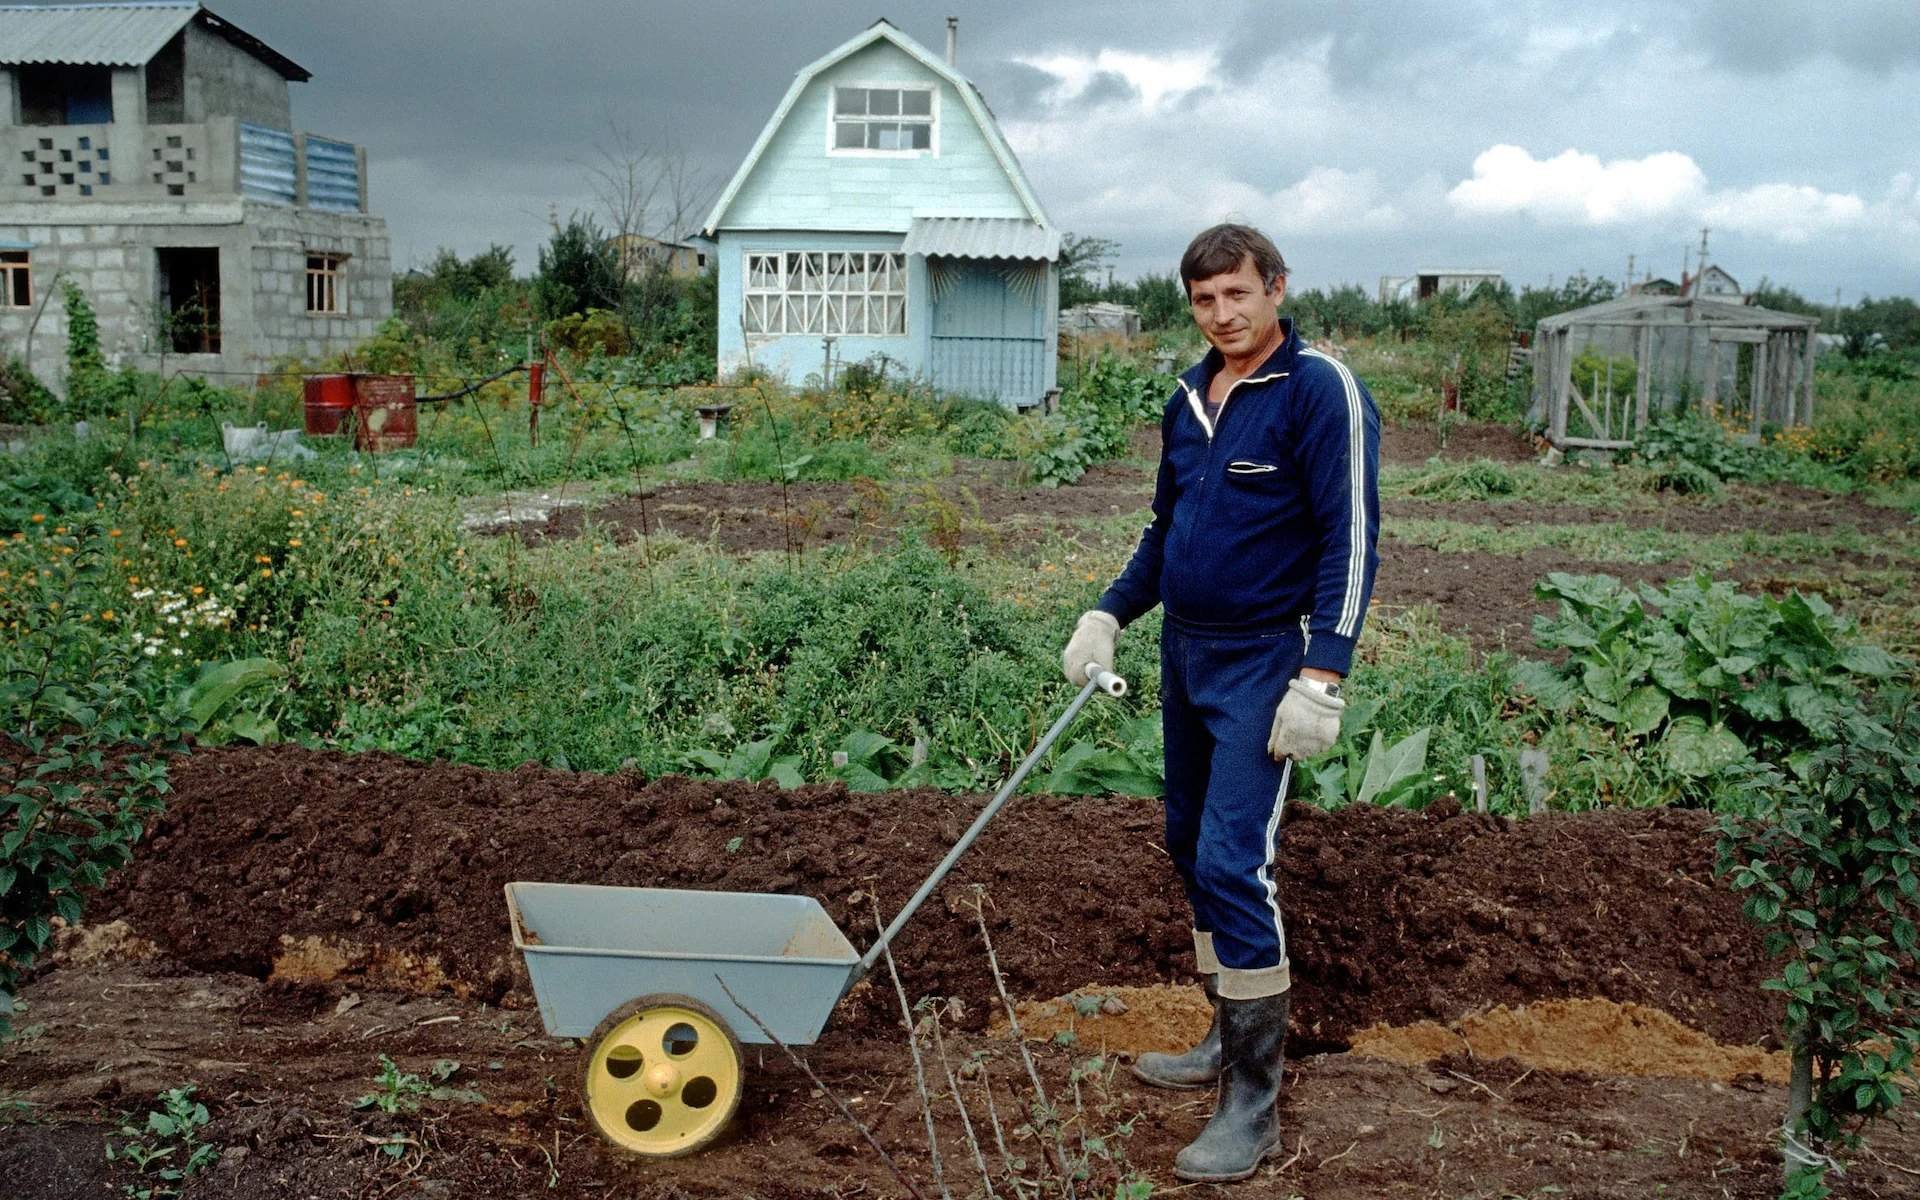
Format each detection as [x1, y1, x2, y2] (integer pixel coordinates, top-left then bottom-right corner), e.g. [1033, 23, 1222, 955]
[1, 519, 185, 1034]
[1717, 693, 1920, 1189]
[0, 358, 56, 425]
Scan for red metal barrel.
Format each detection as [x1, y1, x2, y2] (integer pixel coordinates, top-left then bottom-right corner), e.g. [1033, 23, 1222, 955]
[303, 374, 355, 435]
[352, 374, 417, 451]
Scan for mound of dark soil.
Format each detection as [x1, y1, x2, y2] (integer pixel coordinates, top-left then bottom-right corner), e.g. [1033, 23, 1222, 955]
[104, 746, 1779, 1048]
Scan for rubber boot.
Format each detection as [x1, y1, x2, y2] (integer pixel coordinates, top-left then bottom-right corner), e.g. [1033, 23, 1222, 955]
[1131, 976, 1220, 1089]
[1172, 992, 1289, 1183]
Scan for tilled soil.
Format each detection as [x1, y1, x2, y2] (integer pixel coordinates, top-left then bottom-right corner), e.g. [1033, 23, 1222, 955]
[103, 746, 1780, 1052]
[14, 956, 1905, 1200]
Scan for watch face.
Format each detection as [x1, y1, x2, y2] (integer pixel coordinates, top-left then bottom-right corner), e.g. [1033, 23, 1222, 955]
[1324, 683, 1343, 699]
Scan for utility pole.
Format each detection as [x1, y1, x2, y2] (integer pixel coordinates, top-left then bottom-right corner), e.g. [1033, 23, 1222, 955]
[1626, 253, 1636, 293]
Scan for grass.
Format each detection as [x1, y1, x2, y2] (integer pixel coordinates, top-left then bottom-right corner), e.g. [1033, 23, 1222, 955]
[1387, 516, 1916, 568]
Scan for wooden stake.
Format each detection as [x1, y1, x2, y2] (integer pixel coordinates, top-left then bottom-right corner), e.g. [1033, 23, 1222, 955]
[1470, 755, 1487, 814]
[1519, 748, 1549, 816]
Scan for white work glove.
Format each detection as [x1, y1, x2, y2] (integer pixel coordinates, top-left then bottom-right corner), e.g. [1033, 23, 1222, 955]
[1060, 610, 1119, 685]
[1267, 677, 1346, 761]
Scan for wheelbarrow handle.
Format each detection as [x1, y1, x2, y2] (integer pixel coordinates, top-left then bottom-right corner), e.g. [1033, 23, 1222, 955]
[848, 669, 1127, 988]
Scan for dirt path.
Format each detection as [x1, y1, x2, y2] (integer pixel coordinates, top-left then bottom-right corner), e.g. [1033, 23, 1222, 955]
[13, 955, 1903, 1200]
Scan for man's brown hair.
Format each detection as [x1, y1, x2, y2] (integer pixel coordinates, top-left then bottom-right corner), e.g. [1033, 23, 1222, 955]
[1179, 224, 1289, 296]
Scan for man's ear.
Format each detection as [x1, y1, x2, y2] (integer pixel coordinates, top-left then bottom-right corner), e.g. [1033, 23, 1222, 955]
[1268, 276, 1288, 307]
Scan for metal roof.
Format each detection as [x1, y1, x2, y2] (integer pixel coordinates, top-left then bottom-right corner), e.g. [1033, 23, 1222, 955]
[1535, 293, 1818, 332]
[902, 217, 1059, 261]
[0, 3, 309, 80]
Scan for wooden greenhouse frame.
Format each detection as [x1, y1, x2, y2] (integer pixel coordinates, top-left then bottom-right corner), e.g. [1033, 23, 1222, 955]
[1533, 294, 1819, 451]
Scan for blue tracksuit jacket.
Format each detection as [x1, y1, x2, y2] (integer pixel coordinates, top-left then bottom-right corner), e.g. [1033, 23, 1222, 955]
[1096, 319, 1381, 674]
[1091, 319, 1379, 990]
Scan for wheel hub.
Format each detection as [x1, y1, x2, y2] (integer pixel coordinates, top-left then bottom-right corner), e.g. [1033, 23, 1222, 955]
[643, 1062, 680, 1098]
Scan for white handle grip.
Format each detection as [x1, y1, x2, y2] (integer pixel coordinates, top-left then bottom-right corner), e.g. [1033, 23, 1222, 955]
[1087, 666, 1127, 697]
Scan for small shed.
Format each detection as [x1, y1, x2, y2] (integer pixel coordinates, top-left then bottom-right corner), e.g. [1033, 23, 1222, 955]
[1059, 301, 1140, 337]
[1534, 294, 1819, 450]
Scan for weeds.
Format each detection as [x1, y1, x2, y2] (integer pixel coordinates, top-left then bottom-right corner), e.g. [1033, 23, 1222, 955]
[106, 1085, 219, 1199]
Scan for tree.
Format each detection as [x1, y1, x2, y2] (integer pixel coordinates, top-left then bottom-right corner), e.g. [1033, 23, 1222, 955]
[534, 213, 624, 321]
[1839, 296, 1920, 359]
[1059, 232, 1120, 310]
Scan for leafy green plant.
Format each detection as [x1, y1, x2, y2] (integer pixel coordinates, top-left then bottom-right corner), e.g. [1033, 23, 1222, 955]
[354, 1054, 431, 1117]
[106, 1085, 219, 1199]
[679, 737, 804, 788]
[1041, 716, 1164, 796]
[828, 729, 913, 792]
[1397, 458, 1518, 500]
[1513, 572, 1903, 805]
[1, 519, 185, 1035]
[1716, 693, 1920, 1193]
[1014, 412, 1096, 488]
[1309, 696, 1436, 808]
[1630, 409, 1757, 483]
[177, 657, 285, 746]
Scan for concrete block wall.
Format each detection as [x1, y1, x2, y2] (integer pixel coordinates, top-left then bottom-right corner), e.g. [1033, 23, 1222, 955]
[0, 200, 391, 390]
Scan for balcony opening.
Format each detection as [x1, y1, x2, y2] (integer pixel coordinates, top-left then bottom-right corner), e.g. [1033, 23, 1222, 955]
[18, 65, 113, 126]
[146, 31, 187, 124]
[157, 247, 221, 354]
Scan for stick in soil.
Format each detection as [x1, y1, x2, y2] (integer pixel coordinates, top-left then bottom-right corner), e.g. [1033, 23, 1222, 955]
[967, 887, 1078, 1200]
[976, 1064, 1031, 1200]
[872, 896, 952, 1200]
[711, 974, 928, 1200]
[926, 1001, 996, 1200]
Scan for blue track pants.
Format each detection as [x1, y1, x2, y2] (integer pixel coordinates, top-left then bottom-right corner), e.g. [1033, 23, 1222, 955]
[1160, 621, 1302, 1000]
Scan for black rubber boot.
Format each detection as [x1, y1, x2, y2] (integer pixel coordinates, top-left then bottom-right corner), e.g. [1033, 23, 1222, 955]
[1172, 992, 1289, 1183]
[1131, 976, 1221, 1089]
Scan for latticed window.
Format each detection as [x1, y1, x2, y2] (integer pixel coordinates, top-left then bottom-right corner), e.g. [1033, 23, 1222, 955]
[743, 251, 907, 336]
[831, 87, 933, 152]
[305, 252, 345, 314]
[0, 250, 29, 308]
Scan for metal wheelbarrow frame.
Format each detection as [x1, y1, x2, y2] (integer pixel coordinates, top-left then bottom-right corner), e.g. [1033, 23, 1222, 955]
[506, 667, 1128, 1157]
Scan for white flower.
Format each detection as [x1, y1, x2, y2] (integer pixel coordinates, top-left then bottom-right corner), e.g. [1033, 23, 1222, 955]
[170, 647, 183, 657]
[142, 644, 158, 656]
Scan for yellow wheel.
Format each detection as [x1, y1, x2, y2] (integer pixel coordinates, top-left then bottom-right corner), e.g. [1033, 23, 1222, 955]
[582, 993, 744, 1158]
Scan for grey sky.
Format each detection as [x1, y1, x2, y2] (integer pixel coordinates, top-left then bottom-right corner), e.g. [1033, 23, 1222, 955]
[206, 0, 1918, 301]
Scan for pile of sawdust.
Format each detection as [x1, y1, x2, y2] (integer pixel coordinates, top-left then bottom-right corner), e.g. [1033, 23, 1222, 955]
[1000, 984, 1211, 1054]
[1009, 986, 1788, 1086]
[1351, 998, 1789, 1084]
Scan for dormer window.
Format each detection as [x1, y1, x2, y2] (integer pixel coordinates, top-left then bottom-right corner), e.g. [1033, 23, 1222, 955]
[831, 86, 934, 153]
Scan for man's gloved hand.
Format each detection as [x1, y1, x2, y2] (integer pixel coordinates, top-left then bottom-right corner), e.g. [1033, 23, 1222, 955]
[1060, 610, 1120, 685]
[1267, 677, 1346, 761]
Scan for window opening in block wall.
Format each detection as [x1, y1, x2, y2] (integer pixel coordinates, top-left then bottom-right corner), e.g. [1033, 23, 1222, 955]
[156, 247, 221, 353]
[0, 251, 31, 309]
[306, 253, 347, 314]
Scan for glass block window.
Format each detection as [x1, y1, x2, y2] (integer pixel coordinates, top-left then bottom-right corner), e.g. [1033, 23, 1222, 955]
[831, 86, 933, 152]
[743, 251, 907, 336]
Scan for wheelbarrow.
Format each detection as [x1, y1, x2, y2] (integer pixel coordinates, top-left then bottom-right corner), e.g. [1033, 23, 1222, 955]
[505, 667, 1128, 1158]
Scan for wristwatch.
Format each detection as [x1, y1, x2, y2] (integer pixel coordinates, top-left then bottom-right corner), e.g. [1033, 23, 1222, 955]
[1298, 677, 1343, 700]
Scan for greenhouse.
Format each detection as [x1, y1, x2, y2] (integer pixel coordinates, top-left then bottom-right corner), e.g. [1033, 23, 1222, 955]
[1533, 293, 1820, 450]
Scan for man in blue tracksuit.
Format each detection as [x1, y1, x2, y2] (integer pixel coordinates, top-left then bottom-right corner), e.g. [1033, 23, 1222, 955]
[1060, 224, 1380, 1182]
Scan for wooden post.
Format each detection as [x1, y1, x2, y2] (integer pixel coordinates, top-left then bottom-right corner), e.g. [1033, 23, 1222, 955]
[1634, 324, 1653, 436]
[1470, 754, 1488, 814]
[1550, 332, 1571, 445]
[1519, 747, 1549, 816]
[1702, 340, 1719, 414]
[1802, 326, 1818, 426]
[1750, 339, 1768, 435]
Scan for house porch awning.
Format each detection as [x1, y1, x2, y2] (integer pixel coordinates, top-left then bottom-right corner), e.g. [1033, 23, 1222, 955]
[902, 217, 1059, 261]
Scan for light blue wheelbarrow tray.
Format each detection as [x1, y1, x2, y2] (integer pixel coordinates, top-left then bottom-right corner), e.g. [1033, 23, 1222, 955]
[505, 667, 1128, 1048]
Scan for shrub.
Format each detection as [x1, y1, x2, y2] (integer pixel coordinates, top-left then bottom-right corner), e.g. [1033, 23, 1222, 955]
[1717, 693, 1920, 1192]
[1, 519, 184, 1034]
[0, 358, 56, 425]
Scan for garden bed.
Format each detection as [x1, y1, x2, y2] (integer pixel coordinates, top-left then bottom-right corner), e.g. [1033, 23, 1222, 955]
[10, 745, 1916, 1197]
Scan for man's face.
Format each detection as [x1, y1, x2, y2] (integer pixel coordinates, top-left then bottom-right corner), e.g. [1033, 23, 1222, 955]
[1188, 255, 1285, 361]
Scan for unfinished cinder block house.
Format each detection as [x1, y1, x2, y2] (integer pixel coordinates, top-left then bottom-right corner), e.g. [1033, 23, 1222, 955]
[703, 19, 1060, 407]
[0, 2, 391, 388]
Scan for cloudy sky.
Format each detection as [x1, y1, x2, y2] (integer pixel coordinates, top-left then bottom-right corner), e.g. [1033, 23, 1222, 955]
[210, 0, 1919, 301]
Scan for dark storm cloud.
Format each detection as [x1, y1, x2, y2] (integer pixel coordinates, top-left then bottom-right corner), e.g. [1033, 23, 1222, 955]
[65, 1, 1914, 296]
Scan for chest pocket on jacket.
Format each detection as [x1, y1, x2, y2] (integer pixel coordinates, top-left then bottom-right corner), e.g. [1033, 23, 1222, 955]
[1225, 460, 1280, 476]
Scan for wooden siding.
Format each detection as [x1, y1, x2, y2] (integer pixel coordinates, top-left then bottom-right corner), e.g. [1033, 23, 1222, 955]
[720, 40, 1029, 232]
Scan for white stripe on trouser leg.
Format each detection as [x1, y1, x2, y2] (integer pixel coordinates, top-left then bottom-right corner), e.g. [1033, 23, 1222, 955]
[1220, 759, 1293, 1001]
[1193, 929, 1221, 974]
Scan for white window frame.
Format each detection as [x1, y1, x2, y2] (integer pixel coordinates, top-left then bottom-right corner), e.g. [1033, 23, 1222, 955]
[305, 251, 347, 315]
[742, 250, 908, 337]
[825, 81, 939, 157]
[0, 249, 30, 309]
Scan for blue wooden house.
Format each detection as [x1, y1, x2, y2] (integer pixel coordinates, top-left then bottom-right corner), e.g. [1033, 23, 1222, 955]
[702, 20, 1059, 407]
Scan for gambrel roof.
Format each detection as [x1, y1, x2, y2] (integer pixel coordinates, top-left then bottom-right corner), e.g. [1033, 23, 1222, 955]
[701, 19, 1050, 236]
